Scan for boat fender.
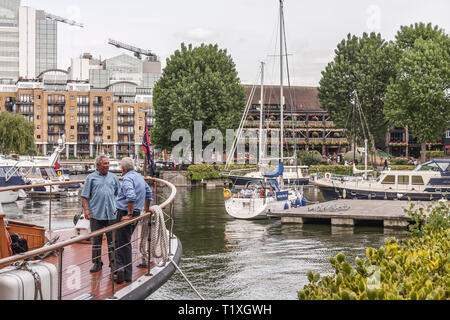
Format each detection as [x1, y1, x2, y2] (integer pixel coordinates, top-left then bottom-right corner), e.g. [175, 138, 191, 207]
[302, 198, 307, 207]
[284, 203, 290, 210]
[295, 198, 302, 207]
[223, 189, 232, 199]
[325, 172, 332, 180]
[342, 189, 347, 199]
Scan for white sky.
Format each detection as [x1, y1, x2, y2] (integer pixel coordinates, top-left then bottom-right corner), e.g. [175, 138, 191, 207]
[22, 0, 450, 87]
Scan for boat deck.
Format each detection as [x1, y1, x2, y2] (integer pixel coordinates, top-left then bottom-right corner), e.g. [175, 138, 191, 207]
[43, 225, 178, 300]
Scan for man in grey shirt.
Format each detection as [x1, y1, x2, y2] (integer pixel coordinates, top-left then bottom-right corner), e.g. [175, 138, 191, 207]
[81, 155, 121, 273]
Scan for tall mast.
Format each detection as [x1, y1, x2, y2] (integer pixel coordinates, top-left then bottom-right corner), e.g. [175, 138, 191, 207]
[259, 62, 265, 167]
[279, 0, 284, 164]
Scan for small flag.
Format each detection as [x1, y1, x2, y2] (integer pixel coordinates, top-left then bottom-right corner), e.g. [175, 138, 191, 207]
[142, 119, 155, 177]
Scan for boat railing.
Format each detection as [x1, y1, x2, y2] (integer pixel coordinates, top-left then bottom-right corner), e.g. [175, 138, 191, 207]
[0, 177, 177, 300]
[219, 168, 257, 177]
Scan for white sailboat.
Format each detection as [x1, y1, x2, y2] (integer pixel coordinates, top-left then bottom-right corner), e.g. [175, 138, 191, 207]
[224, 0, 305, 220]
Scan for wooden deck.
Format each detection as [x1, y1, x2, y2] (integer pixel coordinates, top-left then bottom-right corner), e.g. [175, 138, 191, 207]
[44, 226, 156, 300]
[268, 200, 442, 228]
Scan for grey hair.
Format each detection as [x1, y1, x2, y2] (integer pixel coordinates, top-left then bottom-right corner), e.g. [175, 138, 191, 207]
[121, 157, 135, 172]
[95, 155, 109, 168]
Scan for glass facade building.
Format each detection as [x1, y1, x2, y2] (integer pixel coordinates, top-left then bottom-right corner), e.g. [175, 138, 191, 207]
[0, 0, 20, 79]
[35, 10, 56, 76]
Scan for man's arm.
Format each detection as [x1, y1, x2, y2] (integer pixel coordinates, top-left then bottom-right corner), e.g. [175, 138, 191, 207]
[81, 197, 91, 220]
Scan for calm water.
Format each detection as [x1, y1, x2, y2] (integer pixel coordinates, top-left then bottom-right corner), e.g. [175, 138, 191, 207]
[1, 184, 408, 300]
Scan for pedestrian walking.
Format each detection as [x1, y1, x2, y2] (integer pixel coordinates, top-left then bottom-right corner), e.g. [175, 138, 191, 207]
[114, 157, 154, 284]
[81, 155, 121, 273]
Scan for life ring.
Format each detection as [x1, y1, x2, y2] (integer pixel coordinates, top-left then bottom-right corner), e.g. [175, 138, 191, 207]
[325, 172, 332, 179]
[57, 170, 62, 176]
[223, 189, 232, 199]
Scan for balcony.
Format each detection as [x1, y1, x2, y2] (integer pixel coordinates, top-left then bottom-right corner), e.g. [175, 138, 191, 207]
[48, 100, 65, 106]
[47, 120, 65, 125]
[48, 109, 65, 116]
[118, 121, 135, 126]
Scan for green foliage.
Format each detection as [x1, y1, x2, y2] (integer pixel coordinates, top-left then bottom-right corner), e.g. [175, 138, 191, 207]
[391, 158, 410, 165]
[384, 23, 450, 154]
[426, 151, 445, 158]
[300, 151, 323, 166]
[0, 112, 35, 155]
[343, 151, 362, 163]
[318, 32, 395, 145]
[187, 164, 256, 181]
[298, 202, 450, 300]
[151, 43, 246, 150]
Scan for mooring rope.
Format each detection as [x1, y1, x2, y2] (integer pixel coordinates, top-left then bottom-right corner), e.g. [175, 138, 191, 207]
[140, 205, 206, 300]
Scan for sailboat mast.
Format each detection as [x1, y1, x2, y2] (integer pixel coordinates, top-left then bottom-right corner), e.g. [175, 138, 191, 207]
[259, 62, 265, 167]
[279, 0, 284, 164]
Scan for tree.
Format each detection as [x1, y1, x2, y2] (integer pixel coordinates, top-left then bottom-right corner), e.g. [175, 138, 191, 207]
[151, 43, 246, 151]
[318, 32, 396, 161]
[384, 23, 450, 162]
[0, 112, 35, 155]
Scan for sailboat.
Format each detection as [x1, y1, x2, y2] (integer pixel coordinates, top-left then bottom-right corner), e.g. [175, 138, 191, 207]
[223, 0, 305, 220]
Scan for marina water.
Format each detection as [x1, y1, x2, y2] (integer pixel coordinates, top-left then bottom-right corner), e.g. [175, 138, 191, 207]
[1, 183, 407, 300]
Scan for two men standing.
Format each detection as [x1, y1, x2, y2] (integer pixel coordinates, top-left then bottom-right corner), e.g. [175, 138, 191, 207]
[81, 156, 153, 283]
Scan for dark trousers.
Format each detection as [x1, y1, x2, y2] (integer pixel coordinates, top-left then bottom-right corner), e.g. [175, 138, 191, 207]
[90, 218, 115, 266]
[114, 210, 140, 281]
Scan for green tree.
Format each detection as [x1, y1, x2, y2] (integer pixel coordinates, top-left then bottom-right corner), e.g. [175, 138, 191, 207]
[384, 23, 450, 162]
[0, 112, 35, 155]
[318, 32, 395, 160]
[151, 43, 246, 150]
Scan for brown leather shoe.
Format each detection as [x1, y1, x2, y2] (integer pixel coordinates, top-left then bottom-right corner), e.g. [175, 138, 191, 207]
[90, 263, 103, 273]
[114, 270, 124, 284]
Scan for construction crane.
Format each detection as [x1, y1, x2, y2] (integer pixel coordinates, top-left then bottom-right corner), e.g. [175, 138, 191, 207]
[45, 12, 84, 28]
[108, 39, 156, 60]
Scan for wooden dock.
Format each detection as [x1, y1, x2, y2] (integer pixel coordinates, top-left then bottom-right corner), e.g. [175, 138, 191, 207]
[269, 200, 441, 229]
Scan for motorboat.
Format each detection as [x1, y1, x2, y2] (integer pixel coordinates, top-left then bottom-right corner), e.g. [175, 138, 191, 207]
[314, 159, 450, 202]
[0, 137, 81, 197]
[0, 167, 27, 204]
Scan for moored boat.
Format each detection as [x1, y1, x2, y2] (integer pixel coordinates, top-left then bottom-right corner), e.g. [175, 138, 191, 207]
[314, 159, 450, 202]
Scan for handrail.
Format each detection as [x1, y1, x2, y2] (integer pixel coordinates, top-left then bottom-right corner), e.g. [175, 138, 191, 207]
[0, 176, 177, 268]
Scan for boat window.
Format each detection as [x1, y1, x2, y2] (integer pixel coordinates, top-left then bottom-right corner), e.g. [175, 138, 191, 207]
[412, 176, 424, 185]
[381, 175, 396, 185]
[398, 176, 409, 185]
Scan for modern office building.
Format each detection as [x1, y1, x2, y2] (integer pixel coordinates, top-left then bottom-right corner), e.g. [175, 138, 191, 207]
[0, 1, 58, 80]
[69, 52, 162, 93]
[0, 0, 20, 79]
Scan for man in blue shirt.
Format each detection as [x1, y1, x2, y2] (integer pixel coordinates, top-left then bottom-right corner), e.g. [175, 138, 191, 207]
[81, 155, 121, 273]
[114, 157, 153, 284]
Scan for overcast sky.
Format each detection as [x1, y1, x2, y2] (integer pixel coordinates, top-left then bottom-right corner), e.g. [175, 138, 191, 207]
[22, 0, 450, 87]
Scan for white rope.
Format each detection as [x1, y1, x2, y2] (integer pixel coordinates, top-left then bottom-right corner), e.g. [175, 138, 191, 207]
[169, 257, 205, 300]
[150, 205, 169, 268]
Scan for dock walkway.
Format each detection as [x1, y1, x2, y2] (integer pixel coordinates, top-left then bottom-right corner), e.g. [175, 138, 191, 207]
[269, 200, 438, 229]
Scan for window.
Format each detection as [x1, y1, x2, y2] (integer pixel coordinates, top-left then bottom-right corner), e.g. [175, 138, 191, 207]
[37, 135, 41, 139]
[398, 176, 409, 185]
[70, 136, 74, 140]
[36, 125, 40, 130]
[446, 131, 450, 139]
[382, 175, 396, 185]
[71, 126, 75, 130]
[107, 126, 111, 130]
[412, 176, 425, 185]
[107, 136, 111, 140]
[37, 115, 40, 120]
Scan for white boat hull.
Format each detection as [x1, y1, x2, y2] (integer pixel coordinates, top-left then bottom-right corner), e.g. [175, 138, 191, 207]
[0, 190, 19, 204]
[225, 191, 301, 220]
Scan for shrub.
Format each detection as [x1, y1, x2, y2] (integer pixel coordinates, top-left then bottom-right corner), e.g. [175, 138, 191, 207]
[301, 151, 323, 166]
[298, 202, 450, 300]
[186, 164, 257, 181]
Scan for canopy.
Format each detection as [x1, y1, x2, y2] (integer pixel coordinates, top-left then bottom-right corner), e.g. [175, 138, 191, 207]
[263, 162, 284, 178]
[376, 149, 395, 159]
